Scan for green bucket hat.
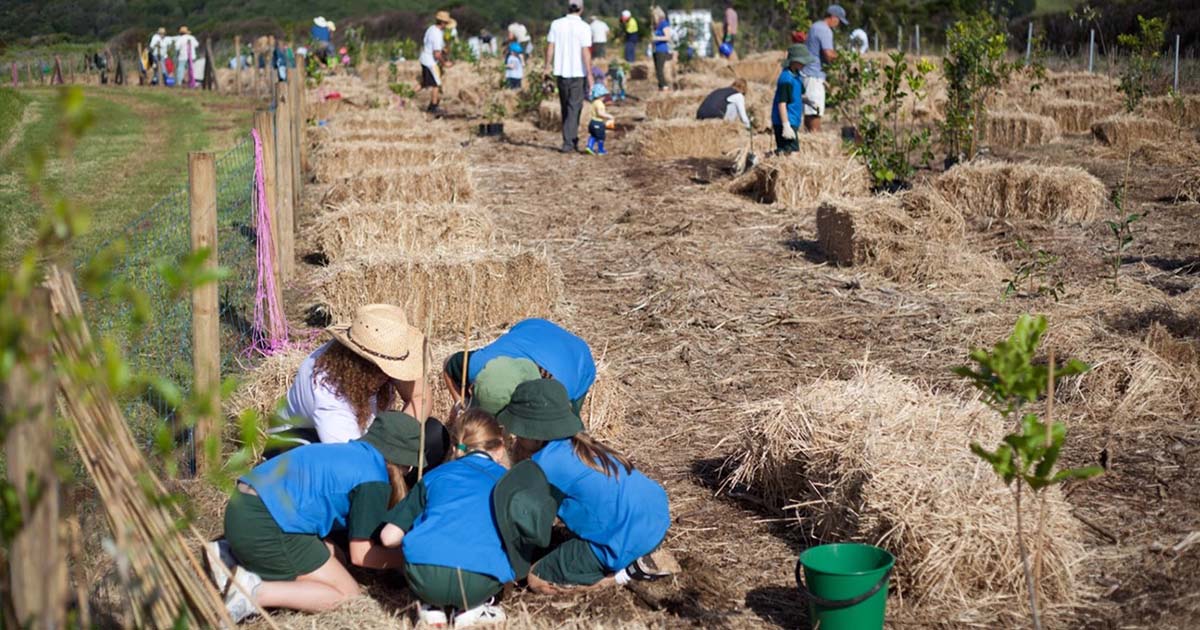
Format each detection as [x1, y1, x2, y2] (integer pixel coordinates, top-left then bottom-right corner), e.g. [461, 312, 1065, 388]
[496, 379, 583, 441]
[358, 411, 423, 468]
[474, 357, 541, 415]
[492, 460, 559, 578]
[782, 44, 816, 67]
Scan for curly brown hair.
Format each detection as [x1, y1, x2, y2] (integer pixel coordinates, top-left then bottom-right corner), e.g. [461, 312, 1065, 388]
[313, 341, 396, 432]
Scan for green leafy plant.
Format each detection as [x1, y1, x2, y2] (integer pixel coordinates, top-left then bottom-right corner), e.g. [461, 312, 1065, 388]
[1116, 15, 1166, 113]
[851, 52, 935, 190]
[1003, 239, 1064, 301]
[516, 73, 551, 115]
[388, 82, 417, 98]
[1104, 185, 1141, 287]
[824, 48, 871, 122]
[774, 0, 809, 33]
[956, 315, 1101, 630]
[485, 98, 507, 123]
[941, 13, 1015, 163]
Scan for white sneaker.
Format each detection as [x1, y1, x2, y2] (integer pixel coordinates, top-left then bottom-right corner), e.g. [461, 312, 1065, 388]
[203, 539, 237, 594]
[453, 600, 506, 627]
[417, 603, 449, 628]
[224, 566, 262, 623]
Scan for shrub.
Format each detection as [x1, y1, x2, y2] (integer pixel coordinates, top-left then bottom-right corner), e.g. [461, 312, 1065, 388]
[1116, 15, 1167, 113]
[942, 13, 1015, 162]
[850, 52, 935, 190]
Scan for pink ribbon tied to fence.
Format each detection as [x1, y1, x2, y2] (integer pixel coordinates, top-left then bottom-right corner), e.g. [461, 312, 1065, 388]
[248, 128, 290, 357]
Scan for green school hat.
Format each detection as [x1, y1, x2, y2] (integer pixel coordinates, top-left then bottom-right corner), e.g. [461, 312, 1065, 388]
[782, 44, 816, 67]
[492, 460, 560, 578]
[358, 411, 423, 468]
[474, 357, 542, 415]
[496, 379, 583, 441]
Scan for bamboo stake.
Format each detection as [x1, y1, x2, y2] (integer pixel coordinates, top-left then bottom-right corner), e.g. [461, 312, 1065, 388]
[459, 278, 475, 405]
[418, 313, 433, 482]
[1034, 350, 1056, 605]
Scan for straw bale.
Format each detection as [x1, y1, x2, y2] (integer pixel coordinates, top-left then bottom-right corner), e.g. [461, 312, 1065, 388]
[934, 161, 1108, 224]
[985, 111, 1061, 148]
[688, 58, 734, 77]
[1137, 94, 1200, 128]
[308, 248, 562, 336]
[730, 153, 868, 205]
[743, 82, 777, 131]
[224, 344, 317, 422]
[582, 360, 627, 440]
[536, 100, 592, 134]
[1053, 80, 1120, 104]
[727, 366, 1086, 627]
[630, 119, 745, 159]
[311, 142, 461, 183]
[731, 58, 780, 84]
[675, 73, 731, 91]
[321, 163, 475, 206]
[1037, 98, 1120, 134]
[644, 90, 710, 119]
[630, 62, 651, 80]
[1091, 114, 1178, 150]
[1045, 70, 1116, 88]
[300, 203, 496, 262]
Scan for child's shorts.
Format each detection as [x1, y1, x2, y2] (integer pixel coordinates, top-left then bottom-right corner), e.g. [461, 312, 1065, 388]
[531, 537, 609, 586]
[506, 78, 522, 89]
[588, 120, 607, 141]
[406, 563, 503, 609]
[224, 491, 330, 581]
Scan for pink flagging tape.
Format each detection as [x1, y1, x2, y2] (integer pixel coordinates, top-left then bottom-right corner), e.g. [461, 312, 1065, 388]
[247, 128, 291, 357]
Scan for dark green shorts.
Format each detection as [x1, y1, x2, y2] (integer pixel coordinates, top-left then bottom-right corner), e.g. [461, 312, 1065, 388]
[224, 492, 330, 581]
[405, 563, 503, 609]
[531, 537, 608, 586]
[774, 126, 800, 154]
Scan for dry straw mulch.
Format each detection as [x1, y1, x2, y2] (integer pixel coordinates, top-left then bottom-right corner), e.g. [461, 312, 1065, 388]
[644, 90, 709, 120]
[675, 72, 733, 91]
[986, 111, 1061, 148]
[311, 142, 463, 183]
[731, 58, 781, 84]
[1037, 99, 1120, 134]
[300, 202, 496, 262]
[308, 248, 562, 336]
[726, 366, 1087, 628]
[934, 161, 1108, 224]
[321, 163, 475, 207]
[730, 152, 869, 206]
[1090, 114, 1179, 151]
[630, 119, 746, 159]
[1138, 94, 1200, 129]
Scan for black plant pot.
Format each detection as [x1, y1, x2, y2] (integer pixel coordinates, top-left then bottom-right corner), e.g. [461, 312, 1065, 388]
[840, 125, 859, 143]
[943, 154, 962, 171]
[479, 122, 504, 136]
[872, 180, 912, 195]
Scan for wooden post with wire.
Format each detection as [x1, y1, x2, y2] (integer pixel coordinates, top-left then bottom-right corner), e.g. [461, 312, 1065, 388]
[253, 109, 284, 319]
[188, 151, 220, 476]
[274, 95, 296, 282]
[3, 288, 66, 628]
[296, 53, 309, 177]
[288, 72, 302, 210]
[234, 35, 243, 95]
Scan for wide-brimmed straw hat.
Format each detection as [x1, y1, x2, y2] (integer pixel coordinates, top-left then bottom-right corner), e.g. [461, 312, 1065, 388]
[434, 10, 457, 29]
[326, 304, 425, 381]
[313, 16, 329, 28]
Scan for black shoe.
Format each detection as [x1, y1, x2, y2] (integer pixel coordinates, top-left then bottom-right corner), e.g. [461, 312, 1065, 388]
[626, 549, 679, 582]
[560, 144, 576, 154]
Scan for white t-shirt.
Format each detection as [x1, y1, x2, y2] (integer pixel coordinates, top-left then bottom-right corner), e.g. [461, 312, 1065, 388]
[548, 14, 593, 78]
[419, 25, 445, 69]
[850, 28, 869, 54]
[590, 19, 611, 44]
[724, 92, 750, 128]
[506, 52, 525, 80]
[175, 35, 199, 61]
[280, 341, 381, 444]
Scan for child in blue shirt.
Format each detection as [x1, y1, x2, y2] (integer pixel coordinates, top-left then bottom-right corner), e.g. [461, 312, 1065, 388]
[772, 44, 817, 153]
[496, 380, 677, 591]
[504, 42, 524, 89]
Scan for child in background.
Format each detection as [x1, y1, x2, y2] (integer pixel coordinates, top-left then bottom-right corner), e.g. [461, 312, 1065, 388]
[504, 42, 524, 89]
[607, 62, 627, 101]
[586, 82, 615, 156]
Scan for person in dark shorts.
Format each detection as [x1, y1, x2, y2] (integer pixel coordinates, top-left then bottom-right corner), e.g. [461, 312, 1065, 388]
[419, 11, 456, 114]
[772, 44, 816, 154]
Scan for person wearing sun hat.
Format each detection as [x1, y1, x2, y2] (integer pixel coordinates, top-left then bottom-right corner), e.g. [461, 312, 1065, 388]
[207, 411, 427, 622]
[497, 380, 677, 592]
[420, 10, 457, 114]
[174, 25, 200, 87]
[771, 44, 817, 154]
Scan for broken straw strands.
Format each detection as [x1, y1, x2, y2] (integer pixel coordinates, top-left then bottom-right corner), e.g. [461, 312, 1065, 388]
[321, 164, 475, 207]
[1138, 94, 1200, 129]
[311, 143, 463, 183]
[631, 119, 746, 159]
[224, 342, 320, 426]
[934, 161, 1108, 224]
[730, 153, 868, 205]
[308, 248, 563, 337]
[727, 366, 1086, 627]
[644, 90, 711, 120]
[1037, 99, 1120, 134]
[536, 100, 592, 133]
[1091, 114, 1181, 151]
[301, 203, 497, 262]
[985, 111, 1061, 148]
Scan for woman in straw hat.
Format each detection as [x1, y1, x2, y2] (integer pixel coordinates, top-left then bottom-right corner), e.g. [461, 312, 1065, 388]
[496, 380, 677, 593]
[174, 25, 199, 86]
[206, 411, 430, 621]
[419, 10, 457, 114]
[273, 304, 442, 453]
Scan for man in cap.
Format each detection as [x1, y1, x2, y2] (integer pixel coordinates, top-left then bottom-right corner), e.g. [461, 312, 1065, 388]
[420, 10, 457, 115]
[619, 10, 639, 62]
[802, 4, 848, 132]
[772, 44, 817, 154]
[545, 0, 596, 153]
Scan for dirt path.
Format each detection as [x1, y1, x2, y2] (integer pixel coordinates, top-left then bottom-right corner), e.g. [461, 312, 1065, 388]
[0, 97, 40, 162]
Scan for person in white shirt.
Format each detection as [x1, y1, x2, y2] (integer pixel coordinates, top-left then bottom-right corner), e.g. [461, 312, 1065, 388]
[419, 11, 456, 114]
[850, 28, 869, 54]
[545, 0, 595, 153]
[148, 28, 167, 82]
[589, 15, 611, 59]
[504, 42, 525, 89]
[174, 26, 200, 86]
[696, 79, 751, 129]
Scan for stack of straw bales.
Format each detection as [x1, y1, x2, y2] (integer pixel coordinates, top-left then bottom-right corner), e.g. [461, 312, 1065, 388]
[312, 142, 462, 183]
[676, 73, 732, 91]
[985, 111, 1061, 148]
[1091, 114, 1179, 150]
[1138, 94, 1200, 128]
[730, 152, 869, 206]
[321, 164, 475, 206]
[308, 248, 562, 336]
[727, 366, 1086, 627]
[1037, 99, 1119, 134]
[536, 100, 592, 134]
[300, 203, 496, 262]
[935, 161, 1108, 224]
[645, 90, 708, 119]
[630, 119, 745, 159]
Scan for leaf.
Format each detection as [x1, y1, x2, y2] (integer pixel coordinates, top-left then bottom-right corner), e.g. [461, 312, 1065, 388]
[1051, 465, 1105, 483]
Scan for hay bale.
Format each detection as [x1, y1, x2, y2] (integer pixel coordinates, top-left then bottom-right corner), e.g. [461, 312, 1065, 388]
[1091, 114, 1178, 150]
[1053, 80, 1121, 104]
[985, 111, 1061, 148]
[300, 203, 496, 262]
[308, 248, 562, 336]
[582, 360, 626, 440]
[675, 73, 731, 91]
[727, 366, 1086, 627]
[934, 161, 1107, 224]
[630, 119, 745, 159]
[535, 99, 592, 133]
[1138, 94, 1200, 128]
[311, 143, 461, 183]
[1037, 98, 1120, 134]
[688, 58, 734, 77]
[321, 163, 475, 207]
[224, 344, 317, 422]
[731, 58, 780, 84]
[644, 90, 709, 119]
[629, 62, 650, 80]
[730, 153, 868, 205]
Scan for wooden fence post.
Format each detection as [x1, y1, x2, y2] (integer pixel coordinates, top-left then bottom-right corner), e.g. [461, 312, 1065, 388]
[3, 288, 66, 628]
[187, 152, 219, 476]
[253, 110, 284, 310]
[234, 36, 243, 95]
[274, 101, 295, 282]
[288, 74, 302, 209]
[204, 38, 218, 92]
[296, 53, 309, 176]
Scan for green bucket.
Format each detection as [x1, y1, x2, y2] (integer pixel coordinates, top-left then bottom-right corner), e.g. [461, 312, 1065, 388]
[796, 543, 895, 630]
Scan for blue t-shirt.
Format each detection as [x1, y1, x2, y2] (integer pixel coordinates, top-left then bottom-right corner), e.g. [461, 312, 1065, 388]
[399, 453, 515, 583]
[311, 25, 331, 44]
[241, 441, 389, 537]
[532, 439, 670, 571]
[653, 20, 671, 54]
[771, 68, 805, 128]
[466, 319, 596, 402]
[804, 20, 834, 79]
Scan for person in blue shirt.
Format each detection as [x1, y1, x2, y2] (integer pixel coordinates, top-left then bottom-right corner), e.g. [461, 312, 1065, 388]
[650, 7, 673, 91]
[802, 5, 848, 132]
[442, 318, 596, 416]
[496, 379, 677, 592]
[772, 44, 817, 154]
[206, 412, 433, 622]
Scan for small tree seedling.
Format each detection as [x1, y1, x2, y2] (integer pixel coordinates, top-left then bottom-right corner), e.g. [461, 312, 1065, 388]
[1116, 15, 1167, 113]
[1105, 185, 1141, 289]
[1003, 239, 1064, 301]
